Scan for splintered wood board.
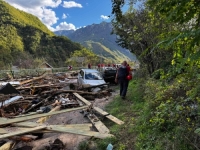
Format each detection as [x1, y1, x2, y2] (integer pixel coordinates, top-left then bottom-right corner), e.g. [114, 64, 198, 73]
[93, 107, 109, 116]
[0, 124, 93, 134]
[73, 93, 124, 125]
[0, 106, 87, 126]
[87, 114, 110, 134]
[73, 93, 91, 105]
[93, 107, 124, 125]
[0, 126, 46, 139]
[36, 106, 61, 124]
[106, 115, 124, 125]
[47, 126, 113, 139]
[0, 125, 113, 139]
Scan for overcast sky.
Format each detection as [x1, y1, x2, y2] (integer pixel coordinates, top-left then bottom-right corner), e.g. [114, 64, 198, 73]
[4, 0, 113, 31]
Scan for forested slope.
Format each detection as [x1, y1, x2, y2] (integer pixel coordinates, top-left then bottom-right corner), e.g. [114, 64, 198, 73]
[0, 0, 82, 68]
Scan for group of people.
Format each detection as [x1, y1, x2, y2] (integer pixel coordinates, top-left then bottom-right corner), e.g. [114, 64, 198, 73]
[115, 61, 132, 99]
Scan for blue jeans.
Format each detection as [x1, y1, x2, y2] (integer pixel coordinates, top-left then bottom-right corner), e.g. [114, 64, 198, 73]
[119, 79, 129, 97]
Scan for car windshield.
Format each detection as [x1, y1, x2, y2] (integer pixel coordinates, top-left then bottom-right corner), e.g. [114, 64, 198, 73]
[85, 72, 103, 80]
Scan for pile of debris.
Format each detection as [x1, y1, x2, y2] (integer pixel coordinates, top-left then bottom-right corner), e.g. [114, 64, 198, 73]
[0, 72, 124, 150]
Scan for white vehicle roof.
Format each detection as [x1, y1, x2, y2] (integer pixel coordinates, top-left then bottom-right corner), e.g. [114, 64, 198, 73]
[81, 69, 99, 72]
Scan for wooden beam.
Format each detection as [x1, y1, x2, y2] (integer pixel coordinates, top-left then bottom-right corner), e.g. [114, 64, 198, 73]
[46, 126, 113, 139]
[87, 114, 110, 134]
[93, 107, 109, 116]
[0, 126, 46, 139]
[106, 115, 124, 125]
[36, 106, 61, 124]
[0, 124, 93, 134]
[93, 107, 124, 125]
[0, 140, 15, 150]
[0, 106, 87, 126]
[73, 93, 124, 125]
[20, 74, 46, 85]
[73, 93, 91, 105]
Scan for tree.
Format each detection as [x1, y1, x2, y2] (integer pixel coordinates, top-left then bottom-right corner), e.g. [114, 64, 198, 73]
[66, 48, 99, 67]
[112, 6, 174, 75]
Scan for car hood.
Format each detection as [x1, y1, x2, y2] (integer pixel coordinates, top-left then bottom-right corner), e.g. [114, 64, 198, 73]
[84, 80, 106, 86]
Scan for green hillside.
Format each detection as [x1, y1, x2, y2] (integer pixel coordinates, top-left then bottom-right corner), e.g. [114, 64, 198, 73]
[0, 0, 82, 68]
[83, 41, 130, 62]
[54, 22, 137, 63]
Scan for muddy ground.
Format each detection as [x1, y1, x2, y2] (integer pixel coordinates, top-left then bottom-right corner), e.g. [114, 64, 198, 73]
[14, 85, 118, 150]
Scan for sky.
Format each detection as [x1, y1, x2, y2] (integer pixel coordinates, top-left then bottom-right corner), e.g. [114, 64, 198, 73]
[4, 0, 114, 31]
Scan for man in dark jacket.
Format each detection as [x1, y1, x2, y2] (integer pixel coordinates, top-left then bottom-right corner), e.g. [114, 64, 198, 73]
[115, 61, 129, 99]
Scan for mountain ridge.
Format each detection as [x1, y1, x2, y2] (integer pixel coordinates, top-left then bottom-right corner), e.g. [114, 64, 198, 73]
[54, 22, 136, 63]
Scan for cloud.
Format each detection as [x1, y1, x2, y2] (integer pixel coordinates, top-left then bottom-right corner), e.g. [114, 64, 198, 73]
[62, 13, 67, 19]
[55, 22, 76, 31]
[63, 1, 82, 8]
[100, 15, 109, 20]
[4, 0, 61, 30]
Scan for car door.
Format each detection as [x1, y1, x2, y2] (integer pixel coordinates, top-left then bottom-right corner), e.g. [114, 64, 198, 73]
[77, 70, 84, 86]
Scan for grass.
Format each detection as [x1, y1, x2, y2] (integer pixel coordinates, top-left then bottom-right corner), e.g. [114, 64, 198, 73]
[78, 79, 146, 150]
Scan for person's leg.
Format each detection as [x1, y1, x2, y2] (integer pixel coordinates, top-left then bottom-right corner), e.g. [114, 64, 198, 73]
[121, 80, 128, 98]
[119, 80, 123, 96]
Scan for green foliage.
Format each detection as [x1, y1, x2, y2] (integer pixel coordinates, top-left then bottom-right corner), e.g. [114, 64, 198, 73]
[135, 76, 200, 149]
[66, 48, 99, 67]
[0, 1, 83, 68]
[0, 0, 54, 36]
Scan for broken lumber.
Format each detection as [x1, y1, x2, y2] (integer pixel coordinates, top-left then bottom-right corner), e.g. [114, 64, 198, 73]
[0, 140, 15, 150]
[0, 106, 87, 126]
[73, 93, 124, 125]
[36, 106, 61, 124]
[87, 114, 110, 134]
[46, 126, 113, 139]
[0, 124, 112, 139]
[0, 126, 46, 139]
[73, 93, 91, 105]
[20, 74, 46, 85]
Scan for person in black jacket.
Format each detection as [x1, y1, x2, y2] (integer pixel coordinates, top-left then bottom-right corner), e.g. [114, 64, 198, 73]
[115, 61, 129, 99]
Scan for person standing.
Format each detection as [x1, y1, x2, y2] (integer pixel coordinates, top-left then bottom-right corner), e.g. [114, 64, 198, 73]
[115, 61, 129, 99]
[88, 63, 91, 69]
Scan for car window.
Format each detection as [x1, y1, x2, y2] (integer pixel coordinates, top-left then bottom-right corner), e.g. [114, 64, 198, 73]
[80, 70, 84, 77]
[85, 72, 103, 80]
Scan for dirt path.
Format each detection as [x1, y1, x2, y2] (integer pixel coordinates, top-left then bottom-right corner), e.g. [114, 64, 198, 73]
[15, 86, 118, 150]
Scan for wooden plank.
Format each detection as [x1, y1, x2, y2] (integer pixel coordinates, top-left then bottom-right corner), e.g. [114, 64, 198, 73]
[87, 114, 110, 134]
[0, 124, 93, 134]
[93, 107, 124, 125]
[46, 126, 113, 139]
[0, 106, 87, 126]
[106, 115, 124, 125]
[36, 106, 61, 124]
[93, 107, 109, 116]
[0, 126, 46, 139]
[73, 93, 91, 105]
[12, 121, 39, 128]
[0, 125, 113, 139]
[20, 74, 45, 85]
[0, 140, 15, 150]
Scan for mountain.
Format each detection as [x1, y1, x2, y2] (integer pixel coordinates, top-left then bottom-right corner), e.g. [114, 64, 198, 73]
[0, 1, 82, 68]
[54, 22, 136, 63]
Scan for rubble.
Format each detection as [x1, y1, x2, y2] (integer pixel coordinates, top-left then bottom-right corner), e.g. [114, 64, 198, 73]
[0, 72, 123, 149]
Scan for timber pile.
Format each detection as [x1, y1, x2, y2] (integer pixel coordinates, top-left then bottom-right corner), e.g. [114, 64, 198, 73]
[0, 72, 124, 150]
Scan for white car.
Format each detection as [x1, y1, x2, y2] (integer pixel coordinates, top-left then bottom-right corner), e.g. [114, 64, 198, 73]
[77, 69, 106, 86]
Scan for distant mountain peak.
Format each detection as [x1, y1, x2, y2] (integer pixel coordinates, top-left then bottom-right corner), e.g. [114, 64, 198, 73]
[54, 22, 136, 62]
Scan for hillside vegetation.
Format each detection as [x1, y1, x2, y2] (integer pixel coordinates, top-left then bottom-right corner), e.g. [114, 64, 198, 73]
[54, 22, 136, 63]
[97, 0, 200, 149]
[0, 0, 82, 68]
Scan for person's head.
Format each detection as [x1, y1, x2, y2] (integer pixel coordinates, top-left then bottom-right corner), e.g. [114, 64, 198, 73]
[122, 61, 127, 66]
